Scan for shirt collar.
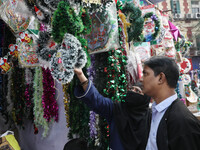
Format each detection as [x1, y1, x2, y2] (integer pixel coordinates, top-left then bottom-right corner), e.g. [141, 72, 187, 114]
[152, 93, 177, 113]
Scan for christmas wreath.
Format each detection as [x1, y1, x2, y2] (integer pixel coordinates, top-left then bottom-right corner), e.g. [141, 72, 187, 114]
[143, 12, 160, 42]
[121, 2, 144, 42]
[50, 33, 87, 84]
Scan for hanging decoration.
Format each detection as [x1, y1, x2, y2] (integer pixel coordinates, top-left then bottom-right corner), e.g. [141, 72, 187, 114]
[33, 67, 49, 137]
[103, 49, 127, 102]
[178, 57, 192, 74]
[85, 1, 120, 54]
[0, 0, 31, 33]
[23, 0, 51, 24]
[10, 59, 25, 127]
[0, 57, 12, 73]
[63, 84, 70, 128]
[50, 33, 87, 84]
[17, 31, 39, 67]
[87, 54, 97, 138]
[143, 12, 160, 42]
[52, 1, 84, 43]
[36, 31, 57, 68]
[133, 42, 151, 63]
[68, 74, 90, 140]
[24, 68, 34, 120]
[8, 44, 18, 58]
[120, 2, 144, 42]
[42, 68, 58, 122]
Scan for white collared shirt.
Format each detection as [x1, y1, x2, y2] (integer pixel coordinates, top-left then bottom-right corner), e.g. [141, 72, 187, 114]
[145, 93, 177, 150]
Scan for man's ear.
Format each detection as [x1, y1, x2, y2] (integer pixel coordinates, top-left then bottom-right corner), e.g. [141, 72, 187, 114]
[158, 72, 166, 84]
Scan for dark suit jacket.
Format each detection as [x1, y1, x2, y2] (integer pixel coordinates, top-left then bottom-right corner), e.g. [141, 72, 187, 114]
[156, 99, 200, 150]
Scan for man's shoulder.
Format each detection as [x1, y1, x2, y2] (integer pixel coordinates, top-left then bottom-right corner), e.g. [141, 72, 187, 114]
[166, 99, 200, 127]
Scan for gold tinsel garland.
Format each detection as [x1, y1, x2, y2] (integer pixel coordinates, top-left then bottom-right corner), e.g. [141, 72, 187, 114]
[62, 84, 70, 128]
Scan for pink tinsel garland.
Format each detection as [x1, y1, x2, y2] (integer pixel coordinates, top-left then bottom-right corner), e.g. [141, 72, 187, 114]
[42, 68, 58, 122]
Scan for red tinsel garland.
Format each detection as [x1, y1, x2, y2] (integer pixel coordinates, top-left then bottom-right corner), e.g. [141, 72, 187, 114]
[42, 68, 58, 122]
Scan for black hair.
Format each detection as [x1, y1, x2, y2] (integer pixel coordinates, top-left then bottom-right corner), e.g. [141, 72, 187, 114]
[63, 138, 88, 150]
[144, 56, 179, 88]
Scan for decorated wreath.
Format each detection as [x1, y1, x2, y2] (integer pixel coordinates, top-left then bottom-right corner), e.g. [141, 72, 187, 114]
[50, 33, 87, 84]
[121, 2, 144, 42]
[143, 12, 160, 42]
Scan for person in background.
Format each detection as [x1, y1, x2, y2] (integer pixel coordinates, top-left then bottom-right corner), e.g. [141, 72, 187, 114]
[63, 138, 88, 150]
[74, 56, 200, 150]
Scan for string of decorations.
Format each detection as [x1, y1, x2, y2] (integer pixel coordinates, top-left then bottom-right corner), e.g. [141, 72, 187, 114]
[143, 12, 160, 42]
[42, 68, 58, 122]
[33, 66, 49, 137]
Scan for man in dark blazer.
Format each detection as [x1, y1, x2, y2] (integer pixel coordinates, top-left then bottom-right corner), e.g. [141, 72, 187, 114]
[74, 56, 200, 150]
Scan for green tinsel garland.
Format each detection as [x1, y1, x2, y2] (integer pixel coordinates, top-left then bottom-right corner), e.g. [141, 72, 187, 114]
[143, 12, 160, 42]
[52, 1, 84, 43]
[93, 52, 110, 150]
[10, 59, 25, 127]
[33, 67, 49, 137]
[68, 73, 90, 140]
[121, 2, 144, 42]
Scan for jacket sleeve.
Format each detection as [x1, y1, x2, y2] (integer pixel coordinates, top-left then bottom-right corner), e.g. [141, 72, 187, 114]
[168, 132, 200, 150]
[74, 80, 113, 122]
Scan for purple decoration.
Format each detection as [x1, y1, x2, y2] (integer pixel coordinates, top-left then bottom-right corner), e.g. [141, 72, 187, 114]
[42, 68, 59, 122]
[25, 84, 32, 107]
[87, 54, 97, 138]
[151, 14, 157, 21]
[89, 111, 97, 138]
[40, 23, 47, 32]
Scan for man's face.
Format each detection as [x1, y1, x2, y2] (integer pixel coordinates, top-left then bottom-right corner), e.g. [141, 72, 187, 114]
[140, 65, 160, 97]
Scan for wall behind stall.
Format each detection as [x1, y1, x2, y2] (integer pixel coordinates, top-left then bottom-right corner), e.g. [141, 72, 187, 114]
[17, 81, 69, 150]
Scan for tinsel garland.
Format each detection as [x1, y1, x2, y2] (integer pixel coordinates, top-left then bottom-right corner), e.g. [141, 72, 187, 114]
[92, 52, 110, 150]
[6, 71, 13, 116]
[10, 59, 26, 127]
[24, 68, 34, 120]
[68, 74, 90, 140]
[62, 84, 70, 128]
[42, 68, 58, 122]
[33, 66, 49, 137]
[143, 12, 160, 42]
[87, 54, 97, 138]
[120, 2, 144, 42]
[52, 1, 84, 43]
